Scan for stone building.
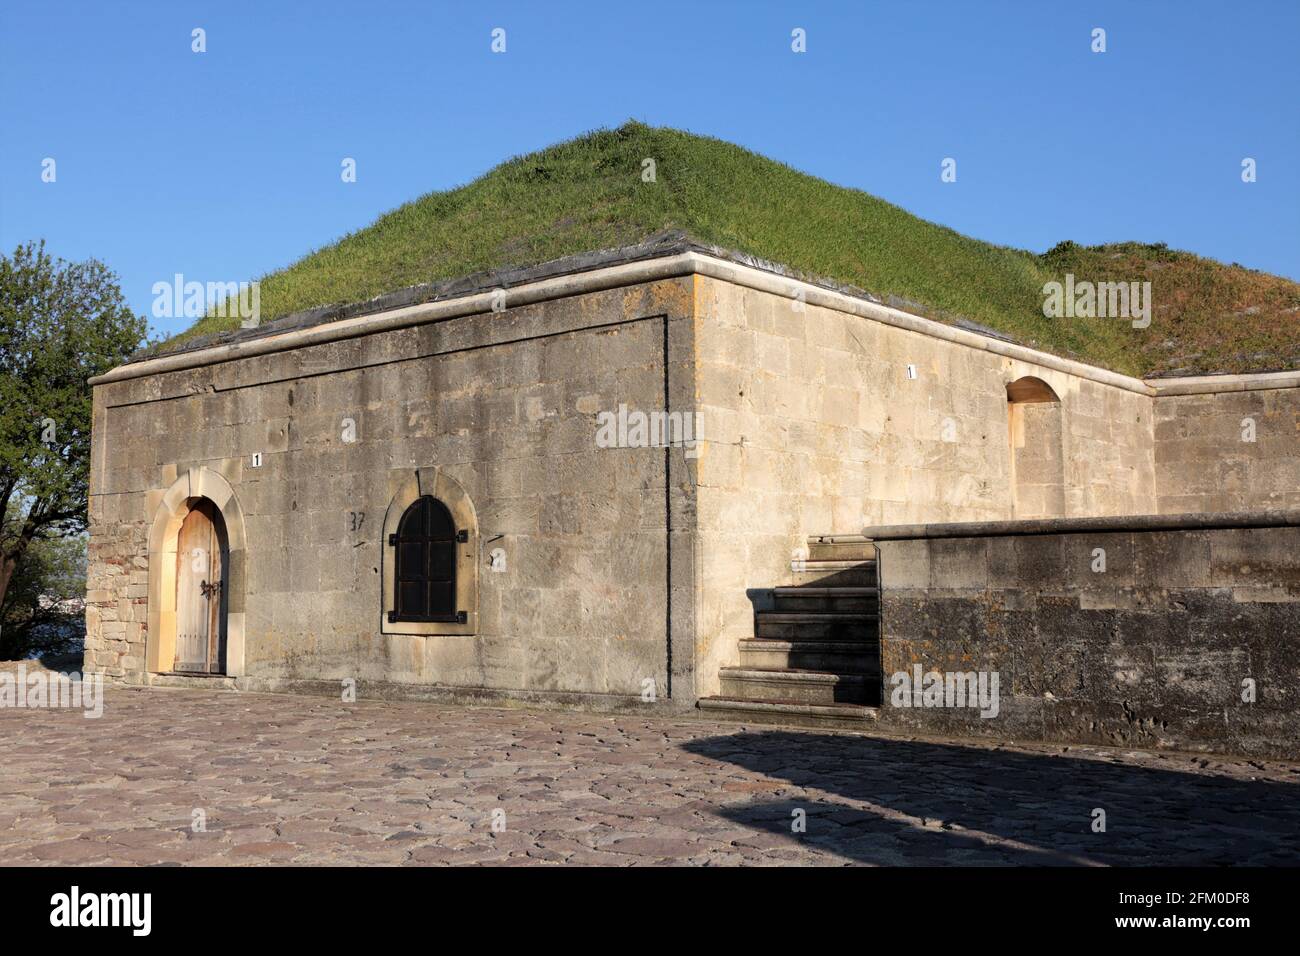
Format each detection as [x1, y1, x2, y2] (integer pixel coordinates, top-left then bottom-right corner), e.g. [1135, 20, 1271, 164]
[85, 238, 1300, 754]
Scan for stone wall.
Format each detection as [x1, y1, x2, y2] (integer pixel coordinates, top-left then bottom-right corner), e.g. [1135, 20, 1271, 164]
[85, 277, 699, 706]
[1153, 385, 1300, 514]
[1010, 401, 1066, 518]
[692, 276, 1156, 696]
[872, 514, 1300, 758]
[84, 251, 1298, 718]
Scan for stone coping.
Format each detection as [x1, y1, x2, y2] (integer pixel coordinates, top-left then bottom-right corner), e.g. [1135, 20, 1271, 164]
[1145, 369, 1300, 395]
[92, 234, 1298, 391]
[88, 240, 1155, 394]
[131, 231, 704, 362]
[854, 509, 1300, 541]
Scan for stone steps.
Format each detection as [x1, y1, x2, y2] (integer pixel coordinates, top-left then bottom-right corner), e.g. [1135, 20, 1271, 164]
[698, 696, 880, 730]
[771, 586, 878, 613]
[738, 639, 879, 673]
[806, 535, 877, 563]
[719, 667, 871, 705]
[755, 611, 879, 641]
[149, 672, 238, 691]
[772, 586, 878, 596]
[699, 549, 883, 729]
[789, 560, 877, 588]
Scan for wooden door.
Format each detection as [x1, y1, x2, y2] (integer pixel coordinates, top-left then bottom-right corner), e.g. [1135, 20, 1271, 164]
[174, 500, 228, 673]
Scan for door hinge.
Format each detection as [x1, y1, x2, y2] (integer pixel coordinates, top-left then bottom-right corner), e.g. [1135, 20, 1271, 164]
[456, 611, 467, 624]
[456, 529, 469, 543]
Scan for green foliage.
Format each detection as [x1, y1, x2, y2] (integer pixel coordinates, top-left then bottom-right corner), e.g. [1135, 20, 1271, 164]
[0, 240, 146, 649]
[169, 121, 1298, 376]
[1042, 240, 1080, 266]
[0, 531, 86, 660]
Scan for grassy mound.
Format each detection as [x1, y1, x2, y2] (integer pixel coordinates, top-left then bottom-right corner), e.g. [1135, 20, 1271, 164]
[173, 121, 1299, 376]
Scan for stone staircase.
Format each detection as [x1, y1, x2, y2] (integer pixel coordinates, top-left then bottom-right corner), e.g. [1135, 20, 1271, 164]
[698, 536, 882, 730]
[148, 672, 239, 691]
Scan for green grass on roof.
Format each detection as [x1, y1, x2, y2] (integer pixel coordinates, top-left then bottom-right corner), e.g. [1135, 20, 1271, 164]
[174, 121, 1300, 376]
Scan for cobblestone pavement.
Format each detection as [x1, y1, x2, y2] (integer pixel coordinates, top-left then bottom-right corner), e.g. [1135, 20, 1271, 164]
[2, 686, 1298, 866]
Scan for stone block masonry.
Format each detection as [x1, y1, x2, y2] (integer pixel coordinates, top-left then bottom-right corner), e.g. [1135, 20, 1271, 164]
[82, 240, 1300, 735]
[85, 276, 699, 706]
[1154, 384, 1300, 515]
[869, 512, 1300, 758]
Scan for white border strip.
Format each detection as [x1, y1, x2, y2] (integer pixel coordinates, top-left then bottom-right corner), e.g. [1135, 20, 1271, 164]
[90, 250, 1296, 396]
[1146, 370, 1300, 396]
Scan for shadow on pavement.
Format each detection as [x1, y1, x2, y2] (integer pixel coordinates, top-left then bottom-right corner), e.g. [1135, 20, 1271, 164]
[681, 731, 1300, 866]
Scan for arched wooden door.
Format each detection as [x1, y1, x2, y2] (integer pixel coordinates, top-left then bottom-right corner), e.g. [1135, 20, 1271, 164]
[174, 499, 229, 673]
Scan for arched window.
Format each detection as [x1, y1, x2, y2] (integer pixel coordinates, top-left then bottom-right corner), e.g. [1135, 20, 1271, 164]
[380, 469, 478, 636]
[388, 496, 465, 623]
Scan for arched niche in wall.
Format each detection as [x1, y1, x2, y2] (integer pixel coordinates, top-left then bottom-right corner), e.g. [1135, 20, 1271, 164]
[1006, 376, 1066, 518]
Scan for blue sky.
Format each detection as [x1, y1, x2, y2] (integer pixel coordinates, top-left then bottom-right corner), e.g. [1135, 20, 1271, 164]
[2, 0, 1297, 339]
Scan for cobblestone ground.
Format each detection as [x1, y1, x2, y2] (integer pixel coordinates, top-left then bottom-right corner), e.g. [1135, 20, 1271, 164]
[2, 686, 1298, 866]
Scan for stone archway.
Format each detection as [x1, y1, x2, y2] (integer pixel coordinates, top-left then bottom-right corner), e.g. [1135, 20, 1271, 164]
[1006, 376, 1066, 518]
[146, 467, 247, 676]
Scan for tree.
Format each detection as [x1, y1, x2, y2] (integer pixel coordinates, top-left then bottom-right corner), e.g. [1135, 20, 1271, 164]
[0, 241, 146, 652]
[0, 531, 87, 659]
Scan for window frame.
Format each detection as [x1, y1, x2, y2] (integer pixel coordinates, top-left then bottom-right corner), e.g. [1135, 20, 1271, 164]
[381, 468, 478, 637]
[388, 495, 466, 625]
